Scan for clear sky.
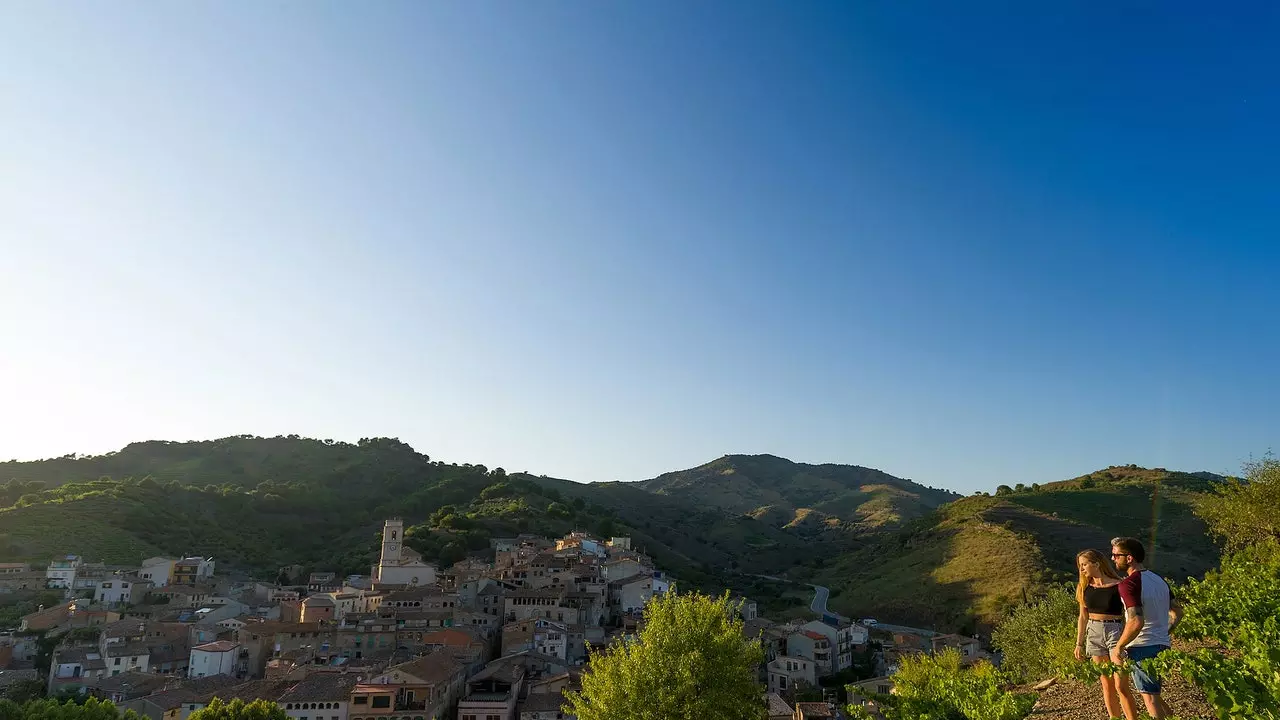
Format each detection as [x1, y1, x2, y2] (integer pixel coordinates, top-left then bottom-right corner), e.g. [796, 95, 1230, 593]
[2, 3, 1277, 494]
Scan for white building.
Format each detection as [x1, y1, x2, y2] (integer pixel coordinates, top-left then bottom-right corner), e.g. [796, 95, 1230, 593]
[371, 518, 437, 587]
[95, 577, 150, 606]
[188, 641, 239, 678]
[46, 555, 83, 589]
[139, 557, 176, 587]
[767, 655, 816, 694]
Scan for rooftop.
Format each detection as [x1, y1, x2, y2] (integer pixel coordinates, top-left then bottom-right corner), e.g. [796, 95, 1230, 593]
[193, 641, 239, 653]
[606, 573, 650, 587]
[765, 692, 793, 716]
[385, 653, 465, 685]
[795, 702, 835, 717]
[518, 692, 568, 714]
[277, 673, 359, 703]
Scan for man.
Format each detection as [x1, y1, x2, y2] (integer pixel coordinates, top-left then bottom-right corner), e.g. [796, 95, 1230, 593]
[1109, 536, 1183, 720]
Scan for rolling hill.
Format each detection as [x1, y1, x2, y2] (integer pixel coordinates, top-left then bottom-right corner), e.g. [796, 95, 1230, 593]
[635, 454, 961, 530]
[0, 438, 1231, 631]
[814, 466, 1226, 633]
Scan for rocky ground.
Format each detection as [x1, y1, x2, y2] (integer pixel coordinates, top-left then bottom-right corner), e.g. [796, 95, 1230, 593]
[1024, 673, 1213, 720]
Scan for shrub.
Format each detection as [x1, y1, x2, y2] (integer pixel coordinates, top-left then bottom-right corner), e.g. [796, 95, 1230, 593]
[847, 648, 1034, 720]
[995, 485, 1013, 497]
[990, 584, 1077, 683]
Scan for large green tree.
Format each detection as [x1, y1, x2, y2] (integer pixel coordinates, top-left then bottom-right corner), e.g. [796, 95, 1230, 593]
[189, 699, 288, 720]
[1197, 456, 1280, 549]
[564, 591, 765, 720]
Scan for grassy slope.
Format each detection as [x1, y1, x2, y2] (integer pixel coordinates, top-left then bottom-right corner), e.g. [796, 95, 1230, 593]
[820, 468, 1223, 633]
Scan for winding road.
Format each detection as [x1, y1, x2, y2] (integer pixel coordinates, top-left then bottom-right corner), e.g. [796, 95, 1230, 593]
[809, 584, 831, 614]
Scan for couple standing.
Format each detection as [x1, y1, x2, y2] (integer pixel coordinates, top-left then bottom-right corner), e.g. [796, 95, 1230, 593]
[1074, 537, 1183, 720]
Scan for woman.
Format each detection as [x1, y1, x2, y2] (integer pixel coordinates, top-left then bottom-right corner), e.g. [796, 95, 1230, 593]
[1074, 549, 1137, 720]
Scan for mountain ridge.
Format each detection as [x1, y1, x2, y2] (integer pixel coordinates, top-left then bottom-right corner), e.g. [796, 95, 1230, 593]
[634, 452, 961, 529]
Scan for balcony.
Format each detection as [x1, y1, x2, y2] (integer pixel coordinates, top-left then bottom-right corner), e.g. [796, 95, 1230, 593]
[394, 700, 427, 712]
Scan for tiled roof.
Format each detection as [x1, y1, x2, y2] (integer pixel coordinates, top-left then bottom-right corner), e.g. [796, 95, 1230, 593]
[795, 701, 835, 717]
[606, 573, 650, 587]
[470, 658, 526, 684]
[105, 642, 151, 658]
[765, 692, 793, 716]
[387, 652, 465, 685]
[102, 619, 151, 638]
[212, 679, 295, 703]
[91, 671, 169, 695]
[193, 641, 239, 653]
[518, 692, 568, 714]
[277, 674, 359, 702]
[141, 676, 242, 708]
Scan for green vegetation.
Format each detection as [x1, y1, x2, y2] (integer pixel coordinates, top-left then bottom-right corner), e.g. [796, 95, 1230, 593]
[987, 456, 1280, 720]
[846, 648, 1035, 720]
[564, 591, 765, 720]
[0, 590, 63, 629]
[0, 697, 140, 720]
[820, 467, 1223, 631]
[1196, 455, 1280, 549]
[990, 585, 1077, 683]
[638, 454, 960, 530]
[0, 437, 824, 595]
[189, 699, 287, 720]
[0, 438, 1234, 632]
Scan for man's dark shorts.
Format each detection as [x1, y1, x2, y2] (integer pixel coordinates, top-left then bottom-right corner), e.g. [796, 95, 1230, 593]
[1128, 644, 1169, 694]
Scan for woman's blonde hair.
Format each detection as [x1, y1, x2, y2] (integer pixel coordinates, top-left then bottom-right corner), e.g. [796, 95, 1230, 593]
[1076, 548, 1122, 606]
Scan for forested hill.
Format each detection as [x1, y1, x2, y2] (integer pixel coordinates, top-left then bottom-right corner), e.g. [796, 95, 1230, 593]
[635, 453, 960, 529]
[0, 437, 1230, 632]
[0, 437, 840, 586]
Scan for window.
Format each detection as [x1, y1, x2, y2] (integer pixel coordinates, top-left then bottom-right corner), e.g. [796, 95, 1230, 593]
[114, 658, 121, 666]
[353, 697, 368, 706]
[371, 697, 390, 709]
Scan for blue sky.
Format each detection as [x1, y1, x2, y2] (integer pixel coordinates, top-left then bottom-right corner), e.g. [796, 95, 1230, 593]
[1, 3, 1276, 493]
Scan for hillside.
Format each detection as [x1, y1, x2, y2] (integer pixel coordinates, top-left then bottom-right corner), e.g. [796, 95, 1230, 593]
[635, 454, 961, 530]
[815, 466, 1225, 633]
[0, 439, 1230, 631]
[0, 437, 828, 591]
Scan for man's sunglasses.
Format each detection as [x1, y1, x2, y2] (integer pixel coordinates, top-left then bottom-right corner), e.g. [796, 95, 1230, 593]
[1110, 553, 1129, 558]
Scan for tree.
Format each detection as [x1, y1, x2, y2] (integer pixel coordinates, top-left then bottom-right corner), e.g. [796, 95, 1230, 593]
[595, 517, 616, 539]
[995, 485, 1013, 496]
[189, 699, 289, 720]
[1014, 483, 1026, 493]
[1197, 456, 1280, 549]
[0, 679, 45, 703]
[565, 591, 765, 720]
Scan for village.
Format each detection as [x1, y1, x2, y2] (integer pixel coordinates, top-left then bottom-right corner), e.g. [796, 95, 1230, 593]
[0, 519, 988, 720]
